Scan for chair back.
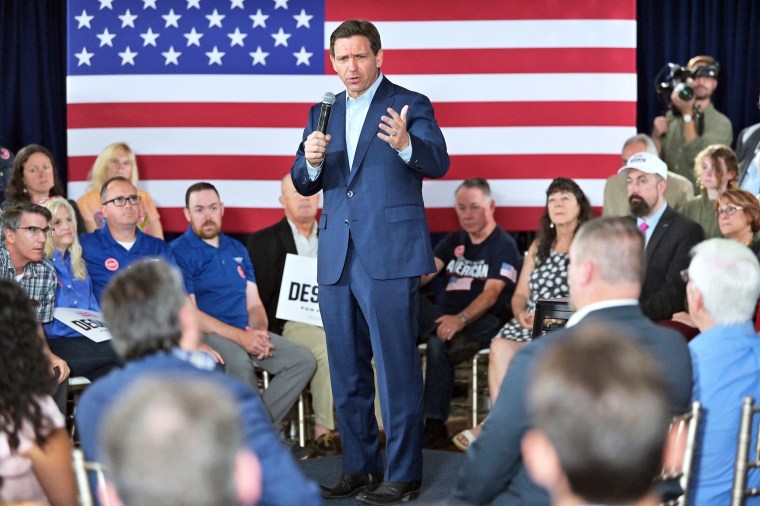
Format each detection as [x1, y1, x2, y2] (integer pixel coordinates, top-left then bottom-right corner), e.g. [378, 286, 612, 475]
[71, 448, 109, 506]
[659, 401, 701, 506]
[731, 396, 760, 506]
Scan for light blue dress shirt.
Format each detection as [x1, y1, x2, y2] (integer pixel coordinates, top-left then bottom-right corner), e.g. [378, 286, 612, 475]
[308, 73, 411, 180]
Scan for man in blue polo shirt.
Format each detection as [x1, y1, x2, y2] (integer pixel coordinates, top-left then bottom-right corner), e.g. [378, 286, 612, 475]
[80, 176, 177, 301]
[170, 182, 315, 427]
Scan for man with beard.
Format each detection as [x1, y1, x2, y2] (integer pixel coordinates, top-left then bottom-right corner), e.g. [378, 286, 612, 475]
[620, 152, 704, 321]
[652, 55, 733, 192]
[170, 182, 316, 430]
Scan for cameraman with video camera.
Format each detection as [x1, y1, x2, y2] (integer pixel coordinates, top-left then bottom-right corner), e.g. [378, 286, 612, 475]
[653, 55, 733, 192]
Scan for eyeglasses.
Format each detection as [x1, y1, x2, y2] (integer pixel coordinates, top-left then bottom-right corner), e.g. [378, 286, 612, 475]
[714, 205, 743, 218]
[14, 226, 54, 237]
[680, 269, 690, 283]
[102, 195, 141, 207]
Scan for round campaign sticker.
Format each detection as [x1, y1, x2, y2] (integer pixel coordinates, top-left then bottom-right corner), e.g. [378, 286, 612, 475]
[0, 148, 9, 160]
[237, 265, 246, 278]
[454, 245, 465, 258]
[105, 258, 120, 271]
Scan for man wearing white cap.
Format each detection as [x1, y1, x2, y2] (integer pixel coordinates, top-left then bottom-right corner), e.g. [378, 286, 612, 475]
[620, 152, 704, 321]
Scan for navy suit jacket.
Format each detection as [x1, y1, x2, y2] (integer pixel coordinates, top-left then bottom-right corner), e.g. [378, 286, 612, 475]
[638, 206, 704, 321]
[291, 76, 449, 284]
[452, 304, 693, 506]
[736, 122, 760, 186]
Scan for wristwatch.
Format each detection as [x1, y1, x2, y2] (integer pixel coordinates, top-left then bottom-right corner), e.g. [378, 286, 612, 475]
[683, 113, 693, 123]
[458, 312, 470, 323]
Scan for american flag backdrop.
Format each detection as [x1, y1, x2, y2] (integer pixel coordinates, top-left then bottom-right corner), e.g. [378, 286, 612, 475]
[66, 0, 637, 233]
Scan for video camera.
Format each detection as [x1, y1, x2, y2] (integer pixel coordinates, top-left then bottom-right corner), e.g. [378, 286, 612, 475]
[654, 62, 720, 109]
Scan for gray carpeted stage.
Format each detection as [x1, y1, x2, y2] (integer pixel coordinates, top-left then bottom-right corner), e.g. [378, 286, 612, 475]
[299, 449, 465, 504]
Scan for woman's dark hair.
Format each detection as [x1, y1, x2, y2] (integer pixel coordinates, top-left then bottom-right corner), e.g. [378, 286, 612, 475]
[5, 144, 65, 202]
[0, 279, 57, 487]
[536, 178, 592, 263]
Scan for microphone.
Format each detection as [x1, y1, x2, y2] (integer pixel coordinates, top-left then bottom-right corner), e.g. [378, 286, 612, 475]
[317, 92, 335, 134]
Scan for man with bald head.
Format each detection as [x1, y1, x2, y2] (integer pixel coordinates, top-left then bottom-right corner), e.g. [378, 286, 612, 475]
[248, 174, 339, 453]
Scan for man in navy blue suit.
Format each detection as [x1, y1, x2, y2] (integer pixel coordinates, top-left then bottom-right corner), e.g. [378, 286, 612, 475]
[291, 19, 449, 505]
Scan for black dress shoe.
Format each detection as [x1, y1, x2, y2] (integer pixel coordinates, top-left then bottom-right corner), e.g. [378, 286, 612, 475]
[320, 472, 383, 499]
[356, 480, 422, 505]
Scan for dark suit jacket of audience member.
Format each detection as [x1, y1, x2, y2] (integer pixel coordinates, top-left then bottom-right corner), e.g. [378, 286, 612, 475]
[452, 304, 693, 506]
[247, 217, 302, 335]
[736, 122, 760, 186]
[637, 206, 704, 321]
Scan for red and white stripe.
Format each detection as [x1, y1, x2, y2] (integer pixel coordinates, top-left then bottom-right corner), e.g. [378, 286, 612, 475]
[67, 0, 636, 233]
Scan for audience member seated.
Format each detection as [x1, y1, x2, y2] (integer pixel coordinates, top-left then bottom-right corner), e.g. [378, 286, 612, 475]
[76, 142, 163, 238]
[603, 133, 693, 217]
[0, 279, 77, 506]
[248, 174, 372, 455]
[621, 152, 704, 321]
[716, 189, 760, 255]
[653, 55, 733, 192]
[170, 182, 316, 430]
[0, 145, 14, 204]
[736, 91, 760, 195]
[80, 176, 177, 302]
[419, 178, 522, 449]
[451, 217, 692, 506]
[3, 144, 85, 232]
[522, 329, 672, 506]
[1, 202, 70, 405]
[680, 144, 739, 238]
[75, 259, 321, 505]
[452, 178, 591, 451]
[40, 197, 120, 384]
[99, 377, 262, 506]
[685, 239, 760, 505]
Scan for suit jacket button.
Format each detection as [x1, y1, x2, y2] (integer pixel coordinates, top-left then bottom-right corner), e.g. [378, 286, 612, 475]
[347, 190, 354, 197]
[344, 219, 349, 225]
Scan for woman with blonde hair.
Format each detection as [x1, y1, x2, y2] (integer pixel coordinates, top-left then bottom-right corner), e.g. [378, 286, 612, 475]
[41, 197, 120, 381]
[680, 144, 739, 238]
[76, 142, 164, 238]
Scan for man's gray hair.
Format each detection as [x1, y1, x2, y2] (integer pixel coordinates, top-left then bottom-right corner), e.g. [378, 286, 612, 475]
[571, 217, 644, 285]
[455, 178, 492, 200]
[688, 238, 760, 324]
[623, 134, 658, 155]
[100, 377, 243, 506]
[100, 259, 187, 361]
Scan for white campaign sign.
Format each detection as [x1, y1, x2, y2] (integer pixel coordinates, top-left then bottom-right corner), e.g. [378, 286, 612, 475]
[276, 254, 322, 328]
[53, 308, 112, 343]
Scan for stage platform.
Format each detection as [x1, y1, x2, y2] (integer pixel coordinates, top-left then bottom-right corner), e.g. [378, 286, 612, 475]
[299, 449, 466, 504]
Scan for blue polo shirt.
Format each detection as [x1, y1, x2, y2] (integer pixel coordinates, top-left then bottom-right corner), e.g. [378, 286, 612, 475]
[44, 250, 100, 339]
[170, 226, 256, 330]
[80, 225, 178, 301]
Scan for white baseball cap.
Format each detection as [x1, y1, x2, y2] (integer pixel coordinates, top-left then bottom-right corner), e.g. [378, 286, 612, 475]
[617, 151, 668, 179]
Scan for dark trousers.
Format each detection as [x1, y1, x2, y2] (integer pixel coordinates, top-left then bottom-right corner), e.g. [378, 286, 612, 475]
[48, 337, 121, 413]
[419, 296, 500, 421]
[320, 240, 424, 483]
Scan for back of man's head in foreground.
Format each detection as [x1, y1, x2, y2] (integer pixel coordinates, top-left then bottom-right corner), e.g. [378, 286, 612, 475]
[100, 258, 188, 361]
[99, 376, 261, 506]
[523, 327, 670, 505]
